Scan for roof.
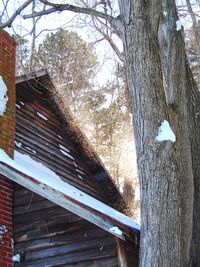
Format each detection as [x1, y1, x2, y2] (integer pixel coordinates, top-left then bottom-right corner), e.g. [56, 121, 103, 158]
[15, 69, 126, 210]
[0, 148, 140, 243]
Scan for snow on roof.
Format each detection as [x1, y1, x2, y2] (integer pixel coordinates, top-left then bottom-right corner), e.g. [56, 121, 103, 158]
[0, 149, 140, 235]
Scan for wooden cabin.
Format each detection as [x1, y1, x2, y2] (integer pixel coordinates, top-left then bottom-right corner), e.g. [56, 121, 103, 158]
[10, 70, 140, 266]
[0, 30, 139, 267]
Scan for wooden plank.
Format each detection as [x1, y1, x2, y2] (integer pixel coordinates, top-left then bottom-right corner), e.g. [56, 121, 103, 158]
[16, 113, 79, 156]
[14, 205, 72, 225]
[16, 114, 101, 179]
[14, 191, 43, 207]
[15, 220, 94, 242]
[15, 228, 110, 251]
[93, 257, 119, 267]
[25, 236, 115, 261]
[16, 245, 117, 267]
[14, 199, 57, 215]
[116, 238, 127, 267]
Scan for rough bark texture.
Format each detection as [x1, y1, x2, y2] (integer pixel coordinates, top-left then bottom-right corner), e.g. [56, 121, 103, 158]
[186, 63, 200, 267]
[118, 0, 194, 266]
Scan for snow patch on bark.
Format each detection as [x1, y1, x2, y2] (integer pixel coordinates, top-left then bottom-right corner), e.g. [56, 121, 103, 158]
[176, 20, 182, 31]
[156, 120, 176, 142]
[0, 76, 8, 116]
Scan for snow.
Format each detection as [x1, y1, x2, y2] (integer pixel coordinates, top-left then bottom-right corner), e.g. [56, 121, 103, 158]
[13, 254, 20, 263]
[176, 20, 182, 31]
[59, 144, 75, 160]
[16, 104, 21, 109]
[25, 147, 36, 154]
[163, 11, 167, 16]
[0, 76, 8, 116]
[15, 141, 22, 148]
[109, 226, 123, 236]
[0, 224, 7, 244]
[59, 144, 70, 153]
[73, 161, 78, 167]
[76, 168, 85, 175]
[78, 174, 84, 180]
[0, 149, 140, 232]
[156, 120, 176, 142]
[60, 149, 75, 160]
[36, 112, 48, 121]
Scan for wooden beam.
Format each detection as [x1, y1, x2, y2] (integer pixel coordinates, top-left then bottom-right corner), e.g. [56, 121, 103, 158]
[116, 238, 127, 267]
[0, 162, 125, 240]
[15, 69, 48, 84]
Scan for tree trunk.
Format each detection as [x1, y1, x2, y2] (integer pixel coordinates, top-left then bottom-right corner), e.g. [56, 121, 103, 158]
[118, 0, 194, 266]
[186, 63, 200, 266]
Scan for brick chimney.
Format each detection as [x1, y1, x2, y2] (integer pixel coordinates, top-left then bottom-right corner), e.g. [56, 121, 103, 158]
[0, 29, 16, 267]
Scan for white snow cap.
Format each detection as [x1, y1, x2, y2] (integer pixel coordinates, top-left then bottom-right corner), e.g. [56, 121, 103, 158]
[109, 226, 123, 236]
[0, 76, 8, 116]
[156, 120, 176, 142]
[36, 112, 48, 121]
[13, 254, 20, 262]
[176, 20, 182, 31]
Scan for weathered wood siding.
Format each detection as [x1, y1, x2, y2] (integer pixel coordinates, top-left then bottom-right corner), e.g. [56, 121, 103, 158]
[13, 79, 139, 266]
[13, 184, 119, 267]
[15, 81, 105, 201]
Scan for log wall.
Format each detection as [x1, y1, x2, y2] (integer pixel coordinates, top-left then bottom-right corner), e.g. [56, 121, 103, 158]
[13, 184, 118, 267]
[13, 79, 139, 266]
[15, 81, 105, 201]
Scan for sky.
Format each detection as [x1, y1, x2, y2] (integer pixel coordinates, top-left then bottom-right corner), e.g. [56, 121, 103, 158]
[0, 0, 123, 85]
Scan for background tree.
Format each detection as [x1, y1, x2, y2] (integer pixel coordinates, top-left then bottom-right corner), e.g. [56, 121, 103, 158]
[15, 35, 30, 75]
[15, 26, 139, 217]
[1, 0, 200, 265]
[24, 28, 98, 112]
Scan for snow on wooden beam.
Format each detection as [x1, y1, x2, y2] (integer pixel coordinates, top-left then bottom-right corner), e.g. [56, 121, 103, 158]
[0, 162, 126, 240]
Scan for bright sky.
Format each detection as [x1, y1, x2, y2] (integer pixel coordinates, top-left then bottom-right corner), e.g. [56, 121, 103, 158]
[0, 0, 123, 85]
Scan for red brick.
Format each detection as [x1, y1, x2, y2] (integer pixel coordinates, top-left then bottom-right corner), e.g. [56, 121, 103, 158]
[0, 30, 16, 267]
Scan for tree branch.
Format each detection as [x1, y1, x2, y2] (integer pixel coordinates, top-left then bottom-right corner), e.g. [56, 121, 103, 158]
[0, 0, 33, 28]
[92, 16, 123, 62]
[23, 1, 114, 23]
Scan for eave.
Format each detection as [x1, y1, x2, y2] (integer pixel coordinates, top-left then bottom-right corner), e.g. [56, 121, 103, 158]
[0, 161, 139, 243]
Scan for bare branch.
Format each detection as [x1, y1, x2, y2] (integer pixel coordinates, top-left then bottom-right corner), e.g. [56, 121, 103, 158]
[0, 0, 33, 28]
[1, 0, 9, 22]
[22, 0, 122, 34]
[185, 0, 198, 28]
[92, 16, 123, 62]
[23, 1, 113, 22]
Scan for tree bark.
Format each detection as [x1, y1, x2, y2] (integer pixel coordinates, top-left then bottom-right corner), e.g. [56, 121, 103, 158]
[118, 0, 194, 266]
[186, 62, 200, 267]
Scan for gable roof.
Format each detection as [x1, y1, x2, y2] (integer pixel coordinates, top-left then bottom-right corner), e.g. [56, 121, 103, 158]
[0, 69, 140, 243]
[15, 69, 126, 210]
[0, 149, 140, 243]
